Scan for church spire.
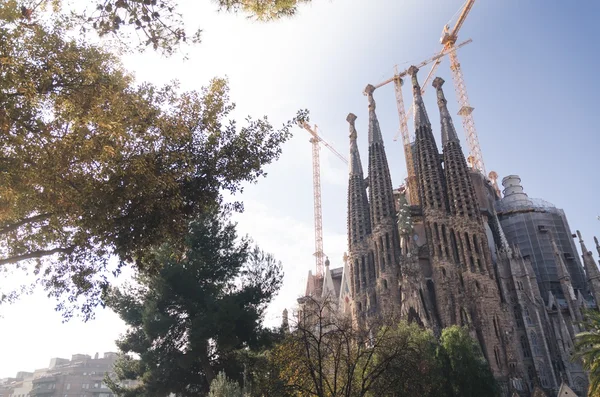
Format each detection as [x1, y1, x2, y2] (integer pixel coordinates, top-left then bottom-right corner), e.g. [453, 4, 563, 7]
[552, 234, 582, 321]
[408, 65, 430, 129]
[408, 66, 447, 213]
[435, 77, 478, 220]
[346, 113, 371, 252]
[577, 230, 600, 304]
[364, 85, 396, 230]
[364, 84, 384, 145]
[432, 77, 459, 145]
[595, 236, 600, 258]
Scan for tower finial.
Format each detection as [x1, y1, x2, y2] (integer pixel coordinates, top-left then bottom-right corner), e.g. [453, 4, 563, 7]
[364, 85, 383, 144]
[347, 113, 362, 175]
[433, 77, 460, 145]
[577, 230, 588, 252]
[494, 212, 512, 256]
[407, 66, 430, 128]
[347, 112, 358, 141]
[595, 236, 600, 257]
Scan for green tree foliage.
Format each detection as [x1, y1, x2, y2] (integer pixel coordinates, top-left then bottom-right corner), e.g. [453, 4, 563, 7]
[17, 0, 313, 55]
[574, 309, 600, 396]
[0, 2, 306, 318]
[436, 326, 499, 397]
[209, 371, 242, 397]
[104, 207, 283, 396]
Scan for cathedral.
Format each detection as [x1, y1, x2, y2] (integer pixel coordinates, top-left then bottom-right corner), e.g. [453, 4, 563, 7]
[300, 66, 599, 397]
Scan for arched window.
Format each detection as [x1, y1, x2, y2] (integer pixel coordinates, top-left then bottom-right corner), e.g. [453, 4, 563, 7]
[460, 308, 470, 326]
[514, 305, 523, 328]
[473, 235, 480, 253]
[383, 279, 388, 289]
[530, 332, 541, 356]
[357, 302, 362, 312]
[465, 232, 472, 253]
[354, 259, 360, 293]
[538, 361, 549, 387]
[520, 335, 530, 358]
[441, 267, 447, 278]
[360, 256, 367, 287]
[493, 315, 499, 337]
[494, 346, 502, 368]
[524, 306, 533, 326]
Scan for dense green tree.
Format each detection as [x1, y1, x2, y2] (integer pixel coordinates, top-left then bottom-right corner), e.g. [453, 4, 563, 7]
[0, 1, 306, 318]
[370, 322, 442, 397]
[104, 207, 283, 396]
[574, 309, 600, 397]
[436, 326, 499, 397]
[17, 0, 313, 55]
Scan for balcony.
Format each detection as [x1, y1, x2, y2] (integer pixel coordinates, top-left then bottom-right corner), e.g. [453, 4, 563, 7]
[30, 386, 56, 395]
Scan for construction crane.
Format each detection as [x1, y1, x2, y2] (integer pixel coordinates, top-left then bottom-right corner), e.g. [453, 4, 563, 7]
[365, 38, 472, 205]
[438, 0, 485, 175]
[299, 121, 348, 278]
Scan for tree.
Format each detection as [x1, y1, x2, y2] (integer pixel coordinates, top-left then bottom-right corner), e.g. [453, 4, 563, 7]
[209, 371, 242, 397]
[0, 1, 306, 318]
[104, 206, 283, 396]
[436, 326, 499, 397]
[272, 297, 439, 397]
[17, 0, 314, 55]
[574, 309, 600, 397]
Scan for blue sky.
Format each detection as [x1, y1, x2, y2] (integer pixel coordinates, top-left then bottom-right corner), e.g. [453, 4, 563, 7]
[1, 0, 599, 378]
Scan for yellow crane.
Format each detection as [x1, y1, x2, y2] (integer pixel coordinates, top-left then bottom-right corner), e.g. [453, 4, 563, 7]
[366, 38, 472, 205]
[300, 121, 348, 277]
[438, 0, 485, 175]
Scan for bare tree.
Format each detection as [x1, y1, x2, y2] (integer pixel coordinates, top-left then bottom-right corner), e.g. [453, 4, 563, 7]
[273, 296, 439, 397]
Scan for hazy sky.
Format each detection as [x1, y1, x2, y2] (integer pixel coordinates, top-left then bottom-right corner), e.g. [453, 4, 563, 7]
[1, 0, 599, 378]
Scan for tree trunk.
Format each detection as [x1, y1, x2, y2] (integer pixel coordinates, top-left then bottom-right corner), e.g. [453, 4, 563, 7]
[200, 342, 216, 387]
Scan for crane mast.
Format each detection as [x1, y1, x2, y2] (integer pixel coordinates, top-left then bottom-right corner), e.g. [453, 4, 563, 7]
[310, 133, 325, 278]
[392, 74, 419, 206]
[366, 38, 472, 205]
[300, 121, 348, 278]
[441, 0, 486, 175]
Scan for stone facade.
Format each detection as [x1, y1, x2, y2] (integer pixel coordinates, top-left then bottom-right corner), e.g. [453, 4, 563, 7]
[335, 66, 597, 396]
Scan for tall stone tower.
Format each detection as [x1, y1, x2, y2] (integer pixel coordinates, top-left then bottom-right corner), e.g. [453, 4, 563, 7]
[364, 85, 402, 311]
[577, 230, 600, 305]
[346, 113, 375, 320]
[407, 66, 454, 328]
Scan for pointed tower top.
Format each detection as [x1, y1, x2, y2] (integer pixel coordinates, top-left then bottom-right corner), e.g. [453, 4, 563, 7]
[551, 235, 571, 282]
[347, 112, 358, 140]
[363, 85, 384, 145]
[494, 212, 512, 256]
[407, 66, 430, 128]
[595, 236, 600, 257]
[577, 230, 600, 284]
[433, 77, 460, 145]
[347, 113, 362, 175]
[577, 230, 589, 254]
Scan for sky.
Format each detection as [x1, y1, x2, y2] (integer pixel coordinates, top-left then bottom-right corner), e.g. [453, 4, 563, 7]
[1, 0, 599, 378]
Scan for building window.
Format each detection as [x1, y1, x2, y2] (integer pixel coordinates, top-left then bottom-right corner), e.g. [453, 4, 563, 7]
[66, 384, 71, 390]
[521, 335, 530, 358]
[494, 346, 502, 368]
[530, 332, 541, 356]
[524, 307, 532, 326]
[493, 315, 499, 337]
